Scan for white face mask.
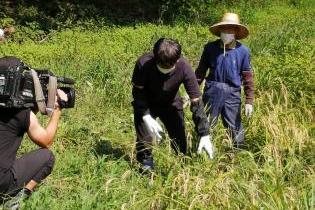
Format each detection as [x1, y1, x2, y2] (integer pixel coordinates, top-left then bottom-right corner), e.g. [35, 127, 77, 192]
[157, 65, 175, 74]
[220, 32, 235, 44]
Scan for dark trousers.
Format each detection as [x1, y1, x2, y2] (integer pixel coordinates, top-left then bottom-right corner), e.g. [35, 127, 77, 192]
[134, 106, 186, 163]
[203, 81, 244, 147]
[0, 148, 55, 195]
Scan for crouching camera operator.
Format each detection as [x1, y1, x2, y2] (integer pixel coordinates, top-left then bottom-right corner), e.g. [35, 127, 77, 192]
[0, 56, 75, 210]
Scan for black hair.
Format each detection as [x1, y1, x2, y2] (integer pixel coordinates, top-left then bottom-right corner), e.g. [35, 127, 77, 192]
[153, 38, 181, 68]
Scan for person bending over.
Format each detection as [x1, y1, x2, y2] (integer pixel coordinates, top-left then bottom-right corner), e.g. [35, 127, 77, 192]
[132, 38, 214, 170]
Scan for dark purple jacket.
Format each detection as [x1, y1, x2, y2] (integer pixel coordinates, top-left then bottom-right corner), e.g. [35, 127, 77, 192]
[132, 52, 201, 114]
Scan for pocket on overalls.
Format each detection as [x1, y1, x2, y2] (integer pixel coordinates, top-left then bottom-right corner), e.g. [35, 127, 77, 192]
[227, 58, 238, 82]
[202, 81, 211, 105]
[230, 87, 241, 104]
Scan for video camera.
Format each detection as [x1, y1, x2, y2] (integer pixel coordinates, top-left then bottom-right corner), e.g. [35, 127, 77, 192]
[0, 56, 75, 114]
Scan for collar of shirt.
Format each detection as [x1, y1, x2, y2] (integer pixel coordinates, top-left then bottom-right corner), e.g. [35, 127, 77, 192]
[219, 40, 236, 49]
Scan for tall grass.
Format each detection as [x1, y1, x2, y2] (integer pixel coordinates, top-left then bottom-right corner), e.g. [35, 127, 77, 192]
[0, 3, 314, 210]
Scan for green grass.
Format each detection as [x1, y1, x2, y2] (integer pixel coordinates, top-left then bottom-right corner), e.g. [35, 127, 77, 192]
[0, 3, 314, 210]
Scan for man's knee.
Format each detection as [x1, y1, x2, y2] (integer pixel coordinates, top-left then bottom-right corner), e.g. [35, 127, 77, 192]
[39, 149, 55, 171]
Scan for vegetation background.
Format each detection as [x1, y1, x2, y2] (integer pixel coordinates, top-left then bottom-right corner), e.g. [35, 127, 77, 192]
[0, 0, 314, 209]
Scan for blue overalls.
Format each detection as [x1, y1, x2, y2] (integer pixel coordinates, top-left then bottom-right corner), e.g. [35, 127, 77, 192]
[203, 81, 244, 146]
[197, 40, 251, 147]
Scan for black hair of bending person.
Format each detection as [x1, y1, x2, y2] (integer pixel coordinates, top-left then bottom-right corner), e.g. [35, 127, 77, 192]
[153, 38, 182, 68]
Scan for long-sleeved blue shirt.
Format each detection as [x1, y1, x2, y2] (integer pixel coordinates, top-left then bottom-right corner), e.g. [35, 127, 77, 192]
[196, 39, 251, 87]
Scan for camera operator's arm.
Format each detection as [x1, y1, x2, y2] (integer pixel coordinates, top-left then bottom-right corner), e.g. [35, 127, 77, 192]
[27, 90, 67, 148]
[27, 108, 61, 148]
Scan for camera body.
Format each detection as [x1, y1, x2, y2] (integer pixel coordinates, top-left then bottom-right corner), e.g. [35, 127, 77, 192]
[0, 56, 75, 109]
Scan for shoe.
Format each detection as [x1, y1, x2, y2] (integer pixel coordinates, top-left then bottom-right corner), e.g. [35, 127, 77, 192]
[142, 159, 154, 170]
[3, 188, 31, 210]
[139, 158, 154, 174]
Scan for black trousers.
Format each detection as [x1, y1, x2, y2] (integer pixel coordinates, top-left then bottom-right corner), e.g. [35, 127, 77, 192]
[134, 106, 186, 163]
[0, 148, 55, 195]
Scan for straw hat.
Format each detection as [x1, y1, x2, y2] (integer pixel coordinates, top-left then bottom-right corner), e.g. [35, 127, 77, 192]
[210, 13, 249, 40]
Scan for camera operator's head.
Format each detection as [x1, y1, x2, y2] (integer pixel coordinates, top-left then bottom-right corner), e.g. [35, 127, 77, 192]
[153, 38, 181, 72]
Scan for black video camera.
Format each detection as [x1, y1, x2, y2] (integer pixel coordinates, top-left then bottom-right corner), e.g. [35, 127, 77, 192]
[0, 56, 75, 111]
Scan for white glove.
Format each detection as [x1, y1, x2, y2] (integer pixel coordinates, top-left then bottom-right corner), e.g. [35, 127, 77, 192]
[245, 104, 253, 118]
[197, 135, 214, 159]
[142, 114, 163, 142]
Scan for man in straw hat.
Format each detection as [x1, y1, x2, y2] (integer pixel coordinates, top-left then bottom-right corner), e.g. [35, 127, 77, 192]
[195, 12, 254, 148]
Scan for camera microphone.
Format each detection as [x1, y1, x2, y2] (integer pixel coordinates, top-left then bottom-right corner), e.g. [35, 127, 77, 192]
[57, 77, 75, 85]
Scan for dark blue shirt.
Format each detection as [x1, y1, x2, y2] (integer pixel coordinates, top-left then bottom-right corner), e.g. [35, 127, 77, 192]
[196, 40, 251, 88]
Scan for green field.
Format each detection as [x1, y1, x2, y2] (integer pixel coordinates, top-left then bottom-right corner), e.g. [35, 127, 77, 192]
[0, 2, 314, 210]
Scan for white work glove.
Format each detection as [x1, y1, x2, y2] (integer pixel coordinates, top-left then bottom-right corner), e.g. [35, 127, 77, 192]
[197, 135, 214, 159]
[245, 104, 253, 118]
[142, 114, 163, 143]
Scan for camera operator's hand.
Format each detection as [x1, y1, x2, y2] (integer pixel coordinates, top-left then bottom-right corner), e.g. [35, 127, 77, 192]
[55, 89, 68, 110]
[29, 95, 64, 148]
[57, 89, 68, 101]
[29, 89, 66, 148]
